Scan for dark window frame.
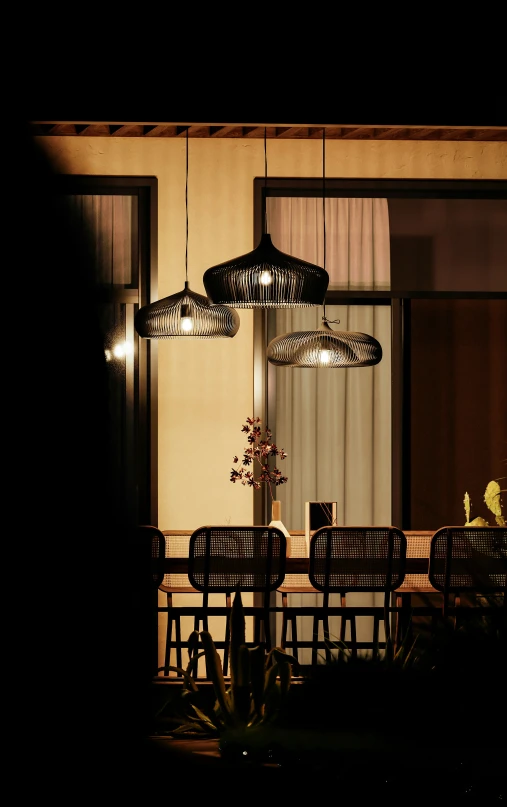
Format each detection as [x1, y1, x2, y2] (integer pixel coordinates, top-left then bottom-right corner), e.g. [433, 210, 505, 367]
[55, 174, 159, 527]
[253, 177, 507, 527]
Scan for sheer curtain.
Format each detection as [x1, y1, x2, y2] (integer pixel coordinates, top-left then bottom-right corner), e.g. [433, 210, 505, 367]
[267, 197, 392, 660]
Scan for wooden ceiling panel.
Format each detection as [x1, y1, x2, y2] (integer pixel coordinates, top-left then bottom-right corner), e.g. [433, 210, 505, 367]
[29, 122, 507, 142]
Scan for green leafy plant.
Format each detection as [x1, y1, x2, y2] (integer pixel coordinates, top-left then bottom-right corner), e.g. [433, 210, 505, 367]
[464, 476, 506, 526]
[155, 587, 298, 738]
[230, 416, 288, 503]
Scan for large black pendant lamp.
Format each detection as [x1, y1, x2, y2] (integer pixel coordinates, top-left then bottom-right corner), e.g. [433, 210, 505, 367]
[203, 128, 329, 308]
[135, 129, 239, 339]
[266, 129, 383, 368]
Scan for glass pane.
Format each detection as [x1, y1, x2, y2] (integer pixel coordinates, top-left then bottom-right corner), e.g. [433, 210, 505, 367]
[268, 304, 392, 531]
[66, 195, 138, 288]
[389, 199, 507, 292]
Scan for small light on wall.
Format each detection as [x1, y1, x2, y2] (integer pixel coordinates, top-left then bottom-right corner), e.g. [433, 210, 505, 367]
[105, 341, 134, 362]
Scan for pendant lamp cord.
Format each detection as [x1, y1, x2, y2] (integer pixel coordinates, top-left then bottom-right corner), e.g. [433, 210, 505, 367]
[322, 126, 340, 327]
[185, 126, 189, 285]
[322, 127, 327, 323]
[264, 126, 268, 234]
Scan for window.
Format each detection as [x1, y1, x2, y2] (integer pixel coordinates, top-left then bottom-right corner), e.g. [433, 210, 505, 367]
[56, 175, 158, 528]
[254, 178, 507, 531]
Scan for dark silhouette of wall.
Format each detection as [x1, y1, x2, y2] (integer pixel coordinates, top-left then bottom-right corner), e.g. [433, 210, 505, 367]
[12, 123, 153, 797]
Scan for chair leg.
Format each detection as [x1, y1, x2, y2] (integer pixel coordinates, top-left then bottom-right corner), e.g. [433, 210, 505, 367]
[175, 617, 182, 671]
[164, 617, 172, 676]
[312, 615, 320, 666]
[281, 593, 299, 662]
[322, 613, 332, 663]
[263, 608, 272, 651]
[349, 617, 357, 659]
[372, 614, 380, 660]
[223, 592, 232, 676]
[291, 614, 299, 663]
[339, 594, 355, 659]
[391, 594, 404, 657]
[164, 593, 174, 677]
[280, 592, 288, 649]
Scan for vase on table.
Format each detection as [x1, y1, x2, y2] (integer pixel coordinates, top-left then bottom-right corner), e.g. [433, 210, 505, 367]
[269, 500, 291, 557]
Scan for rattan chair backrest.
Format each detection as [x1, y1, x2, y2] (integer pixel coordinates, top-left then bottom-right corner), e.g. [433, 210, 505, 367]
[309, 526, 407, 592]
[188, 525, 286, 593]
[428, 526, 507, 594]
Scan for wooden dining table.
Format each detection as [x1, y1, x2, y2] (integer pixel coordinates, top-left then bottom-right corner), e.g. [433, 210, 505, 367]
[158, 529, 437, 588]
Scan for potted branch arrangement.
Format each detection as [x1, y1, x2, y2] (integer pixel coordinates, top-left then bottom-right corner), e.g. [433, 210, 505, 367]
[230, 416, 291, 550]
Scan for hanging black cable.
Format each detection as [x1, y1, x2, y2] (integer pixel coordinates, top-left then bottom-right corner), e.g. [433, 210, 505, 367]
[203, 127, 329, 308]
[135, 127, 239, 339]
[266, 127, 383, 367]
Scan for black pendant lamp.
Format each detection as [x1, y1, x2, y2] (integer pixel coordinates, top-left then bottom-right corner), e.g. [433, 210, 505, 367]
[266, 129, 382, 368]
[267, 319, 383, 367]
[203, 128, 329, 308]
[135, 129, 239, 339]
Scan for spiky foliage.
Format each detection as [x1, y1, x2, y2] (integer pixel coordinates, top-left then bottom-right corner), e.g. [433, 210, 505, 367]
[155, 588, 298, 737]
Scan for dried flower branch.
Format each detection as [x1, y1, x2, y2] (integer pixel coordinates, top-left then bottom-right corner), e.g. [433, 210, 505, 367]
[230, 417, 288, 502]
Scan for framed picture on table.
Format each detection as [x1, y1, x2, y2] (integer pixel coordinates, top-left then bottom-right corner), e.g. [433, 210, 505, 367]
[305, 501, 337, 554]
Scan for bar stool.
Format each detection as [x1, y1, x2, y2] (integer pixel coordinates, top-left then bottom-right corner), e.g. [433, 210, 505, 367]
[309, 526, 407, 664]
[188, 525, 287, 675]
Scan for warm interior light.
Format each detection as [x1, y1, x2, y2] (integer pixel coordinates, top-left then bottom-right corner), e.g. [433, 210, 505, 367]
[259, 270, 273, 286]
[180, 303, 193, 332]
[319, 349, 330, 365]
[109, 341, 133, 360]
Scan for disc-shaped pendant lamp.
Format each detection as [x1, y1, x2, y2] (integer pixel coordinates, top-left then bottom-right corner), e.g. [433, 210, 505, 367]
[266, 129, 382, 368]
[267, 320, 383, 367]
[135, 128, 239, 339]
[203, 128, 329, 308]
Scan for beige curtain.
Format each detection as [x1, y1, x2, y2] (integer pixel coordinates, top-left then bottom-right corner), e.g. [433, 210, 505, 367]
[267, 197, 392, 661]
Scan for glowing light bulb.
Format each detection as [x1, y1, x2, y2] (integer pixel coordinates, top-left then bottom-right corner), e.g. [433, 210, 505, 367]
[181, 316, 194, 332]
[111, 341, 133, 360]
[259, 270, 272, 286]
[180, 303, 193, 333]
[113, 343, 126, 359]
[319, 349, 331, 365]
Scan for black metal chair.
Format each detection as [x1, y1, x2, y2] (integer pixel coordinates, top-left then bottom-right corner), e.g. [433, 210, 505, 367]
[308, 526, 407, 664]
[188, 525, 287, 675]
[156, 530, 199, 676]
[277, 531, 318, 664]
[428, 526, 507, 626]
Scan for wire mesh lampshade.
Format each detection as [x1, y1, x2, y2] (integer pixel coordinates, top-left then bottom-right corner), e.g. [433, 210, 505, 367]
[203, 232, 329, 308]
[135, 127, 240, 339]
[267, 320, 383, 367]
[266, 128, 382, 367]
[134, 280, 239, 339]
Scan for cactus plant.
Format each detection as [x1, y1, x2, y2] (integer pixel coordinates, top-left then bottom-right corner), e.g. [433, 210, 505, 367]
[156, 587, 298, 737]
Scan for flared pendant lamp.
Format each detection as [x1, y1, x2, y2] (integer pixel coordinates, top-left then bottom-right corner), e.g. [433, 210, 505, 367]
[267, 319, 383, 367]
[135, 129, 239, 339]
[266, 129, 382, 368]
[203, 129, 329, 308]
